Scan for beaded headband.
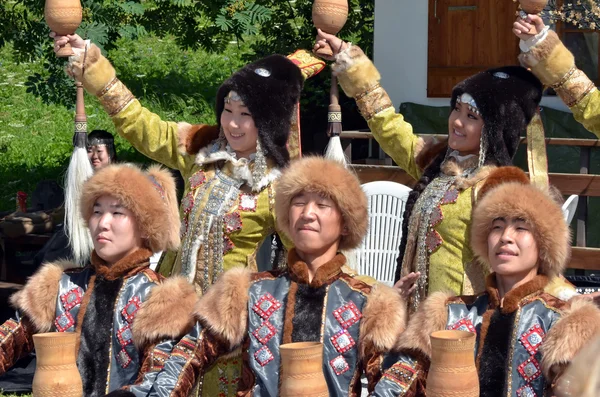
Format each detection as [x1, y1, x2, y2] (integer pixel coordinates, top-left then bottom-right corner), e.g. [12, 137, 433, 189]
[224, 90, 243, 104]
[87, 137, 114, 147]
[456, 93, 480, 115]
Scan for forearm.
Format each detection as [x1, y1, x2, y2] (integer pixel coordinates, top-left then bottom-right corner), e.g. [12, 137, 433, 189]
[333, 45, 423, 179]
[520, 30, 599, 137]
[371, 351, 428, 397]
[126, 324, 230, 397]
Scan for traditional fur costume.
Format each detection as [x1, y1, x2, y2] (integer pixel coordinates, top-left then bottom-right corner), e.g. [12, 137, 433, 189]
[333, 45, 543, 311]
[519, 29, 600, 138]
[0, 164, 198, 396]
[372, 167, 600, 397]
[67, 47, 325, 397]
[117, 157, 407, 397]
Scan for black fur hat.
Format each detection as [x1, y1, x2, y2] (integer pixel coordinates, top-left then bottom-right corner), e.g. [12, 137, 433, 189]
[450, 66, 543, 165]
[216, 55, 304, 168]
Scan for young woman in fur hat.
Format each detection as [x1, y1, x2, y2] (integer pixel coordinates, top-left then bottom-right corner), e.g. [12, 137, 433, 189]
[514, 14, 600, 139]
[0, 164, 198, 396]
[372, 167, 600, 397]
[112, 157, 407, 397]
[51, 33, 324, 395]
[314, 31, 546, 312]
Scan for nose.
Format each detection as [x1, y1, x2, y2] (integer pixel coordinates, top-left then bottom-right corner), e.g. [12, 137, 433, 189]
[453, 115, 463, 128]
[301, 202, 318, 220]
[228, 116, 239, 129]
[97, 213, 111, 230]
[500, 227, 515, 244]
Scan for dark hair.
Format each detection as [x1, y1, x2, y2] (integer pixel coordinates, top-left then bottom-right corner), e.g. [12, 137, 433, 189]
[87, 130, 117, 162]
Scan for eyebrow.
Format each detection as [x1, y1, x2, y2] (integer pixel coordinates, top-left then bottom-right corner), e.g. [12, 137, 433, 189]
[492, 217, 506, 222]
[93, 203, 123, 209]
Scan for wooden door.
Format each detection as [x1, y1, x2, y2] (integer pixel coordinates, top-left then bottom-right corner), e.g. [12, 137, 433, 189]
[427, 0, 520, 97]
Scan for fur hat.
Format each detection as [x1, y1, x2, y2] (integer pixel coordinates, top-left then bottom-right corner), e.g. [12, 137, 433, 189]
[451, 66, 543, 165]
[471, 167, 570, 278]
[216, 55, 304, 168]
[81, 164, 180, 253]
[275, 157, 368, 250]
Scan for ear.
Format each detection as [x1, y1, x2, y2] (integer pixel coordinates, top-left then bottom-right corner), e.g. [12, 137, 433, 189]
[341, 222, 349, 237]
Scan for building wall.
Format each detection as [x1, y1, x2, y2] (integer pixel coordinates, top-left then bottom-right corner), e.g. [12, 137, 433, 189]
[373, 0, 568, 111]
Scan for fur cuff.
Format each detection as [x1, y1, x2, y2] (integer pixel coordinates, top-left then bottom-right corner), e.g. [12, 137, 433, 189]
[541, 299, 600, 379]
[194, 268, 252, 348]
[520, 30, 575, 86]
[132, 276, 198, 348]
[394, 291, 452, 357]
[176, 123, 221, 156]
[10, 262, 70, 332]
[358, 283, 407, 358]
[69, 44, 117, 96]
[334, 45, 381, 99]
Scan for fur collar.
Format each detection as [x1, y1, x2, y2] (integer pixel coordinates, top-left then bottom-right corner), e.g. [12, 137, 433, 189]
[287, 249, 345, 288]
[194, 141, 281, 192]
[485, 273, 549, 313]
[441, 158, 496, 191]
[91, 248, 152, 281]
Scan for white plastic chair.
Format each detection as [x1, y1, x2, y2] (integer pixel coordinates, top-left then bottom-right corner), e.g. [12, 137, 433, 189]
[562, 194, 579, 225]
[354, 181, 412, 286]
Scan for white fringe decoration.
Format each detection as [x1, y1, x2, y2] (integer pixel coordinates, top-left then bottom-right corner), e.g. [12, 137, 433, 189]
[324, 136, 348, 167]
[64, 147, 94, 266]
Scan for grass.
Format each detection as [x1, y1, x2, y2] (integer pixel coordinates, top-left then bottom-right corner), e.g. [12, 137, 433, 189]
[0, 36, 247, 212]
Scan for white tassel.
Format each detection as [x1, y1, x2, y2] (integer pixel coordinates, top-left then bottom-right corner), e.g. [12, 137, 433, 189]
[324, 136, 348, 167]
[64, 147, 94, 266]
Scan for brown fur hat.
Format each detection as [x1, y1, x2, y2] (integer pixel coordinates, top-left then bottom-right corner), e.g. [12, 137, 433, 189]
[81, 164, 180, 253]
[275, 157, 368, 250]
[471, 167, 570, 278]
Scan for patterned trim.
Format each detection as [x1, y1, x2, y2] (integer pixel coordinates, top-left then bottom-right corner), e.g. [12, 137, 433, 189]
[382, 362, 417, 390]
[329, 355, 350, 376]
[150, 349, 169, 372]
[550, 66, 577, 90]
[555, 68, 597, 107]
[355, 85, 394, 120]
[121, 296, 141, 323]
[0, 319, 19, 342]
[172, 336, 197, 361]
[98, 77, 135, 117]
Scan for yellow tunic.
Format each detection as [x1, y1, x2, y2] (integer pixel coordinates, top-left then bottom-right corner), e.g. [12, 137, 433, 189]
[334, 45, 489, 310]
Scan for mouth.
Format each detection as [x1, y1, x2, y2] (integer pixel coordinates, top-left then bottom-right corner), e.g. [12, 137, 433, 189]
[229, 132, 245, 139]
[496, 249, 517, 257]
[298, 226, 317, 232]
[96, 235, 111, 243]
[453, 129, 465, 138]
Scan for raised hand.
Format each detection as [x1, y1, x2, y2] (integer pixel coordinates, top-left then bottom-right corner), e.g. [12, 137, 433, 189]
[313, 28, 348, 61]
[393, 272, 421, 300]
[50, 32, 86, 54]
[513, 14, 546, 40]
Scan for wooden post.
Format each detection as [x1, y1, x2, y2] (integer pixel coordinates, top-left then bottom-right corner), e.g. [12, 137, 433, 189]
[576, 147, 590, 248]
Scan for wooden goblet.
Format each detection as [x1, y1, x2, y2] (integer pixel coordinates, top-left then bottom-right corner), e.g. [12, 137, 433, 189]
[45, 0, 83, 57]
[312, 0, 348, 57]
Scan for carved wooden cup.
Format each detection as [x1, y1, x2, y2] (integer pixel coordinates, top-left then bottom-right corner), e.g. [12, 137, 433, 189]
[45, 0, 83, 57]
[32, 332, 83, 397]
[426, 330, 479, 397]
[519, 0, 549, 14]
[279, 342, 329, 397]
[312, 0, 348, 57]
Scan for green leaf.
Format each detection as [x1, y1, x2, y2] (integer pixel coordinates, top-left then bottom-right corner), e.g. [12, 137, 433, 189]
[118, 1, 146, 16]
[77, 21, 109, 45]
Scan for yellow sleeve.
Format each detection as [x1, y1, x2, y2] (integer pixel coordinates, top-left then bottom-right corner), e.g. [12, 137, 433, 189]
[334, 45, 425, 180]
[520, 30, 600, 139]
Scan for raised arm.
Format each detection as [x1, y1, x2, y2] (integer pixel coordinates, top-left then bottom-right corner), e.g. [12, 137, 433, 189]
[515, 15, 600, 138]
[52, 33, 216, 173]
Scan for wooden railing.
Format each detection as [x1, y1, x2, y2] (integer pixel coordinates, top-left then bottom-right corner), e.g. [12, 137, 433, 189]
[340, 130, 600, 271]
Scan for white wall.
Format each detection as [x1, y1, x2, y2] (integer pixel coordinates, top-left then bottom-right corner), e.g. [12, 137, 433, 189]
[373, 0, 568, 112]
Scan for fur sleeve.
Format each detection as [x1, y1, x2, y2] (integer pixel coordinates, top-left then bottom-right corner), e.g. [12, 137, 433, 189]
[9, 262, 69, 332]
[519, 30, 575, 87]
[359, 283, 407, 358]
[541, 299, 600, 380]
[333, 45, 381, 99]
[176, 123, 220, 156]
[132, 276, 198, 348]
[194, 268, 252, 348]
[394, 291, 452, 357]
[69, 44, 117, 96]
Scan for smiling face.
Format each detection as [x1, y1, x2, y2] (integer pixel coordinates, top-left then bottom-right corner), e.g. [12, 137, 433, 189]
[220, 93, 259, 159]
[88, 195, 144, 264]
[87, 145, 111, 170]
[487, 217, 539, 278]
[448, 101, 484, 156]
[288, 191, 347, 258]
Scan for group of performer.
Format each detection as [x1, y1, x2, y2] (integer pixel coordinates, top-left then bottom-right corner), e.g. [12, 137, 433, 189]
[0, 12, 599, 397]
